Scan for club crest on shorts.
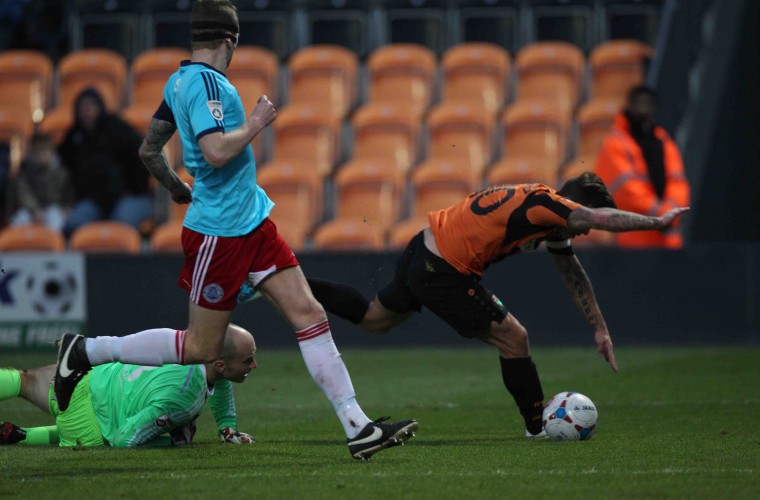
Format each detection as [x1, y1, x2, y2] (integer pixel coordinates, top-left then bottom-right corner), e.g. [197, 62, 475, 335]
[206, 100, 224, 120]
[202, 283, 224, 303]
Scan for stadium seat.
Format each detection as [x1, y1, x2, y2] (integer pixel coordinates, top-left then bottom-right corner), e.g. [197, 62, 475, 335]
[501, 99, 569, 171]
[69, 221, 142, 254]
[351, 102, 421, 175]
[0, 224, 65, 252]
[272, 104, 342, 177]
[37, 107, 73, 146]
[227, 45, 279, 163]
[57, 49, 128, 112]
[427, 102, 496, 176]
[257, 159, 323, 236]
[333, 158, 406, 233]
[515, 41, 585, 118]
[120, 105, 183, 169]
[287, 45, 359, 118]
[0, 50, 53, 125]
[410, 158, 480, 217]
[486, 157, 557, 187]
[367, 43, 437, 118]
[388, 216, 428, 250]
[589, 39, 653, 101]
[0, 110, 33, 178]
[227, 46, 279, 108]
[575, 97, 621, 159]
[558, 156, 595, 183]
[311, 218, 385, 252]
[149, 220, 184, 253]
[441, 42, 511, 115]
[130, 48, 191, 110]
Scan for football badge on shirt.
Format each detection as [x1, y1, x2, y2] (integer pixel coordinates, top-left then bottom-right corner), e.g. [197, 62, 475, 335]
[206, 100, 224, 121]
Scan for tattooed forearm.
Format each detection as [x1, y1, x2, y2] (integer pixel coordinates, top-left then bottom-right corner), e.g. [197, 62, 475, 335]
[553, 255, 607, 329]
[571, 207, 663, 233]
[139, 119, 182, 191]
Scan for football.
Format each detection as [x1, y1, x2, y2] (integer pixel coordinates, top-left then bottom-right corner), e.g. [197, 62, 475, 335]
[542, 392, 598, 441]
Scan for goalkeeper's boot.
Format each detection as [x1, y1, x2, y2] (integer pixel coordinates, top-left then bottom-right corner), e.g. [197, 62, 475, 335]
[237, 281, 262, 305]
[54, 333, 92, 412]
[0, 422, 26, 445]
[347, 416, 418, 460]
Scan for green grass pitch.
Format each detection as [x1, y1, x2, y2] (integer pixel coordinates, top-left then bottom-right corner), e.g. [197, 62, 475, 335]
[1, 346, 758, 498]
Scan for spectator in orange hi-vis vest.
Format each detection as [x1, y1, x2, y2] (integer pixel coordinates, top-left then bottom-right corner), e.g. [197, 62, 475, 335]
[595, 85, 690, 248]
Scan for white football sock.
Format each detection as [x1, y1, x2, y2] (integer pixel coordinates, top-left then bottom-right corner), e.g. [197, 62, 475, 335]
[296, 321, 372, 439]
[85, 328, 185, 366]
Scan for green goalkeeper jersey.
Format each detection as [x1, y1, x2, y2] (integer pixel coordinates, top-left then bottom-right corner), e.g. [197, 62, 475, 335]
[88, 363, 237, 447]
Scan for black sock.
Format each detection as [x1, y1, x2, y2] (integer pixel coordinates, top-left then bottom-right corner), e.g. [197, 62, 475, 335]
[306, 277, 370, 325]
[500, 356, 545, 435]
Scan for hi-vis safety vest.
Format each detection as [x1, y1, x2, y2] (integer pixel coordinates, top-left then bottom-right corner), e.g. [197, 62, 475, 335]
[595, 114, 690, 248]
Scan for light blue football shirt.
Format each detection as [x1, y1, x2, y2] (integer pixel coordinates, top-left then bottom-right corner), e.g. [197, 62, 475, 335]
[163, 61, 273, 236]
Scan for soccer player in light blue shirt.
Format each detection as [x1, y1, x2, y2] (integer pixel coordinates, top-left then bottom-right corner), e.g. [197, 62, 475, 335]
[54, 0, 418, 460]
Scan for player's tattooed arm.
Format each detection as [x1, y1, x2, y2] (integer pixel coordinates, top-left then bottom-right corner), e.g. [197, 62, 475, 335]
[138, 119, 182, 192]
[551, 253, 607, 330]
[568, 206, 690, 233]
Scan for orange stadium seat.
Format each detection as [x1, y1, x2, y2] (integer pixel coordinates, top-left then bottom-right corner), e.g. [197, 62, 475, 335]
[486, 157, 557, 187]
[575, 98, 621, 159]
[0, 110, 33, 178]
[227, 46, 279, 164]
[427, 102, 496, 176]
[0, 224, 65, 252]
[333, 158, 405, 233]
[367, 43, 437, 118]
[410, 158, 480, 217]
[69, 221, 142, 254]
[312, 218, 385, 252]
[558, 156, 595, 184]
[228, 45, 279, 109]
[590, 39, 653, 101]
[287, 45, 359, 118]
[515, 42, 585, 118]
[257, 159, 323, 238]
[150, 220, 184, 253]
[120, 105, 183, 169]
[442, 42, 511, 115]
[130, 48, 191, 110]
[0, 50, 53, 125]
[501, 99, 569, 170]
[387, 216, 428, 250]
[272, 104, 342, 177]
[57, 49, 128, 112]
[351, 102, 421, 174]
[37, 107, 73, 146]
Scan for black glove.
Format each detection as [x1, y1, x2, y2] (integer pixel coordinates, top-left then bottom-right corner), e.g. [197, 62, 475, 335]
[169, 420, 197, 446]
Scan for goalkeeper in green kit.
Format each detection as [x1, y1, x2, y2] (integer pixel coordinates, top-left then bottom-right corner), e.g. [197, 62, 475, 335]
[0, 324, 256, 447]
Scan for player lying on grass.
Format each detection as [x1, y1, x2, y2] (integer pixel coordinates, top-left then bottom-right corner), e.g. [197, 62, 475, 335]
[241, 172, 689, 438]
[0, 323, 256, 447]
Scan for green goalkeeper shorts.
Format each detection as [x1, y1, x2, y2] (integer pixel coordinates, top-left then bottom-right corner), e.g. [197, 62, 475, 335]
[48, 373, 104, 447]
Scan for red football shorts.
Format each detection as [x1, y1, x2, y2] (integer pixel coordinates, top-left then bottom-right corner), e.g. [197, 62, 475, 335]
[178, 218, 299, 310]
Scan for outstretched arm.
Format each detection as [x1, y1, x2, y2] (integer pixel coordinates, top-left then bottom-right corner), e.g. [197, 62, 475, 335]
[568, 206, 690, 233]
[551, 253, 618, 372]
[138, 118, 192, 205]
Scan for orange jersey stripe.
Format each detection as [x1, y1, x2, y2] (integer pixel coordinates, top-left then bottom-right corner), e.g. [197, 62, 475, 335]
[428, 184, 580, 276]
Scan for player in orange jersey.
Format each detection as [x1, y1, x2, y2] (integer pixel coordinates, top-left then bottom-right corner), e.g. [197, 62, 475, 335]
[302, 172, 689, 437]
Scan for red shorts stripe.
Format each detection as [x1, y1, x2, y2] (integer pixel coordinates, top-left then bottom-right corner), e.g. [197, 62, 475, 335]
[179, 218, 299, 311]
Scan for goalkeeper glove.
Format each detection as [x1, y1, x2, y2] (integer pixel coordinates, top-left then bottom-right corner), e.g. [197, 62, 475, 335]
[219, 427, 255, 444]
[170, 420, 197, 446]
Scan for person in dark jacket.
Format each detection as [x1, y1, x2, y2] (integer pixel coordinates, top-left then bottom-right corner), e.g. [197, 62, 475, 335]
[59, 87, 152, 236]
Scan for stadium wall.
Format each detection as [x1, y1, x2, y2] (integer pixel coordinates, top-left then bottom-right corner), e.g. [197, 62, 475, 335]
[86, 244, 759, 349]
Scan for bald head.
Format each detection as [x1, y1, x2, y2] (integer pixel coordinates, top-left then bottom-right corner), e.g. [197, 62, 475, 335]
[213, 324, 256, 383]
